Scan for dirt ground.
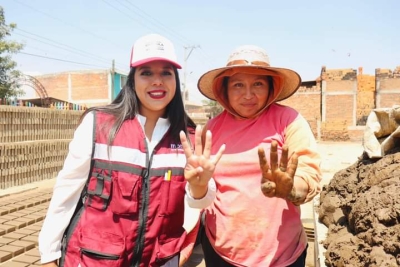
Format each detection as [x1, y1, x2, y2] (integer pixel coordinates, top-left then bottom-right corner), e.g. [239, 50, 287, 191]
[318, 143, 400, 267]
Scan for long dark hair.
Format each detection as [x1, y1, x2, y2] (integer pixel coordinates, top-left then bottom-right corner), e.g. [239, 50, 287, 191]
[81, 67, 196, 145]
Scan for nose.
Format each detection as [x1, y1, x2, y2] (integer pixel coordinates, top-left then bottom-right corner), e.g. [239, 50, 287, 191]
[152, 74, 163, 86]
[243, 85, 254, 99]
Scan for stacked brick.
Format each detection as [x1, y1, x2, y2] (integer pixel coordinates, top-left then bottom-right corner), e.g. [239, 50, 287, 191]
[0, 188, 54, 266]
[0, 106, 82, 189]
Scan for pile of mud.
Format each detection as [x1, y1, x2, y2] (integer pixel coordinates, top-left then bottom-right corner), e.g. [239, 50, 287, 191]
[318, 146, 400, 267]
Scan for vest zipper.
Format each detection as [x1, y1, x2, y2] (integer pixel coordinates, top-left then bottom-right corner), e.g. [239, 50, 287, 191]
[131, 140, 152, 267]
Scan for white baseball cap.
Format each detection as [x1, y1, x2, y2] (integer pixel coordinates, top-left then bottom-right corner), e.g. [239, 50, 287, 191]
[130, 33, 182, 69]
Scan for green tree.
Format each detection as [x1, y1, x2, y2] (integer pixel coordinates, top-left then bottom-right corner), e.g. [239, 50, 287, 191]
[0, 6, 24, 99]
[202, 99, 223, 118]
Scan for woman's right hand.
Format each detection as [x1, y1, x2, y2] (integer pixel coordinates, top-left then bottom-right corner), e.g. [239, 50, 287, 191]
[180, 125, 225, 198]
[258, 140, 299, 200]
[42, 261, 58, 267]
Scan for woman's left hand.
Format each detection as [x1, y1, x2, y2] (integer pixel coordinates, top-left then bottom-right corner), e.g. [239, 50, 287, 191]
[258, 140, 299, 201]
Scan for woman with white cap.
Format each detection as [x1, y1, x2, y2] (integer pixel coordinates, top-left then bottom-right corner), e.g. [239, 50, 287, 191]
[38, 33, 224, 267]
[193, 45, 322, 266]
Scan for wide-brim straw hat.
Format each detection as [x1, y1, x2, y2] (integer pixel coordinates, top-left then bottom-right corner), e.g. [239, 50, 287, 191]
[198, 45, 301, 103]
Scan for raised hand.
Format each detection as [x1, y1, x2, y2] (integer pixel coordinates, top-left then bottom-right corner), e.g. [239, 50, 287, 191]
[258, 140, 299, 201]
[180, 125, 225, 198]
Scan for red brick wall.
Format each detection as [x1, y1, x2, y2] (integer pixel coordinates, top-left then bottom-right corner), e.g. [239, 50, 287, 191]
[379, 93, 400, 108]
[321, 120, 349, 141]
[35, 71, 110, 107]
[70, 72, 109, 100]
[274, 65, 381, 141]
[325, 80, 355, 92]
[325, 95, 354, 122]
[376, 67, 400, 109]
[357, 68, 375, 125]
[379, 79, 400, 90]
[36, 73, 70, 100]
[320, 67, 360, 140]
[280, 83, 321, 138]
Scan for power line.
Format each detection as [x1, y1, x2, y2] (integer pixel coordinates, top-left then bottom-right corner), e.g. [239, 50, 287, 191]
[22, 45, 49, 54]
[114, 0, 193, 46]
[122, 1, 217, 66]
[14, 28, 126, 69]
[14, 0, 216, 75]
[101, 0, 216, 75]
[16, 29, 119, 64]
[14, 32, 113, 66]
[18, 52, 111, 68]
[101, 0, 162, 36]
[108, 0, 216, 67]
[14, 0, 125, 49]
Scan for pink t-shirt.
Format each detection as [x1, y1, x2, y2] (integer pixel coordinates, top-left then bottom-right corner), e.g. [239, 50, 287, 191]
[205, 103, 321, 267]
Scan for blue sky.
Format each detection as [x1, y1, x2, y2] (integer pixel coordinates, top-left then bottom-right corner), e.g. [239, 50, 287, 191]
[3, 0, 400, 103]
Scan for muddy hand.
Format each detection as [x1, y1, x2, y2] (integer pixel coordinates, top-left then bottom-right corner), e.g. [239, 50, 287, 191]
[180, 125, 225, 187]
[258, 141, 298, 201]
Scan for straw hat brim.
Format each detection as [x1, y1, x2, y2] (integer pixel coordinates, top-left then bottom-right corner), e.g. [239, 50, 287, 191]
[198, 65, 301, 102]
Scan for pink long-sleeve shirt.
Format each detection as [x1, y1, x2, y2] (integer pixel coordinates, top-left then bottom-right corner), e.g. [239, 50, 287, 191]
[204, 103, 322, 267]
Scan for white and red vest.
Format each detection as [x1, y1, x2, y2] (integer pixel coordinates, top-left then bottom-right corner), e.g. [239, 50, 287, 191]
[60, 112, 194, 267]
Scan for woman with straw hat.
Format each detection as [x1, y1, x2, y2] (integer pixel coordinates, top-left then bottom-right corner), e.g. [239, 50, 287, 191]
[191, 45, 322, 266]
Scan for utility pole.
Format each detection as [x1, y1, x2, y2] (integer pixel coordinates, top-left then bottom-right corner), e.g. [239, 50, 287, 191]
[111, 59, 115, 101]
[183, 45, 199, 107]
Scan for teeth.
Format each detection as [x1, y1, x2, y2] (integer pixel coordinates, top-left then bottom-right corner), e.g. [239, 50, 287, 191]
[150, 92, 164, 96]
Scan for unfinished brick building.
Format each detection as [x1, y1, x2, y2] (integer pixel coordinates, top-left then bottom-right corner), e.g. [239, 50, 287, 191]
[281, 66, 400, 141]
[34, 69, 127, 108]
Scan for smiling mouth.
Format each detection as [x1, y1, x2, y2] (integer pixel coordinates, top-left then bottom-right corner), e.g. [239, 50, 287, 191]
[242, 103, 256, 107]
[148, 91, 166, 99]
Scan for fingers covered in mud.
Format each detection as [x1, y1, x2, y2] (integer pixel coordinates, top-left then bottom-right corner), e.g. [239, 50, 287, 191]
[258, 141, 298, 200]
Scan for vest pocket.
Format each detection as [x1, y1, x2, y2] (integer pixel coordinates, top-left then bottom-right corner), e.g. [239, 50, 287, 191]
[109, 172, 140, 215]
[78, 228, 125, 267]
[85, 171, 112, 211]
[151, 235, 186, 266]
[160, 180, 185, 216]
